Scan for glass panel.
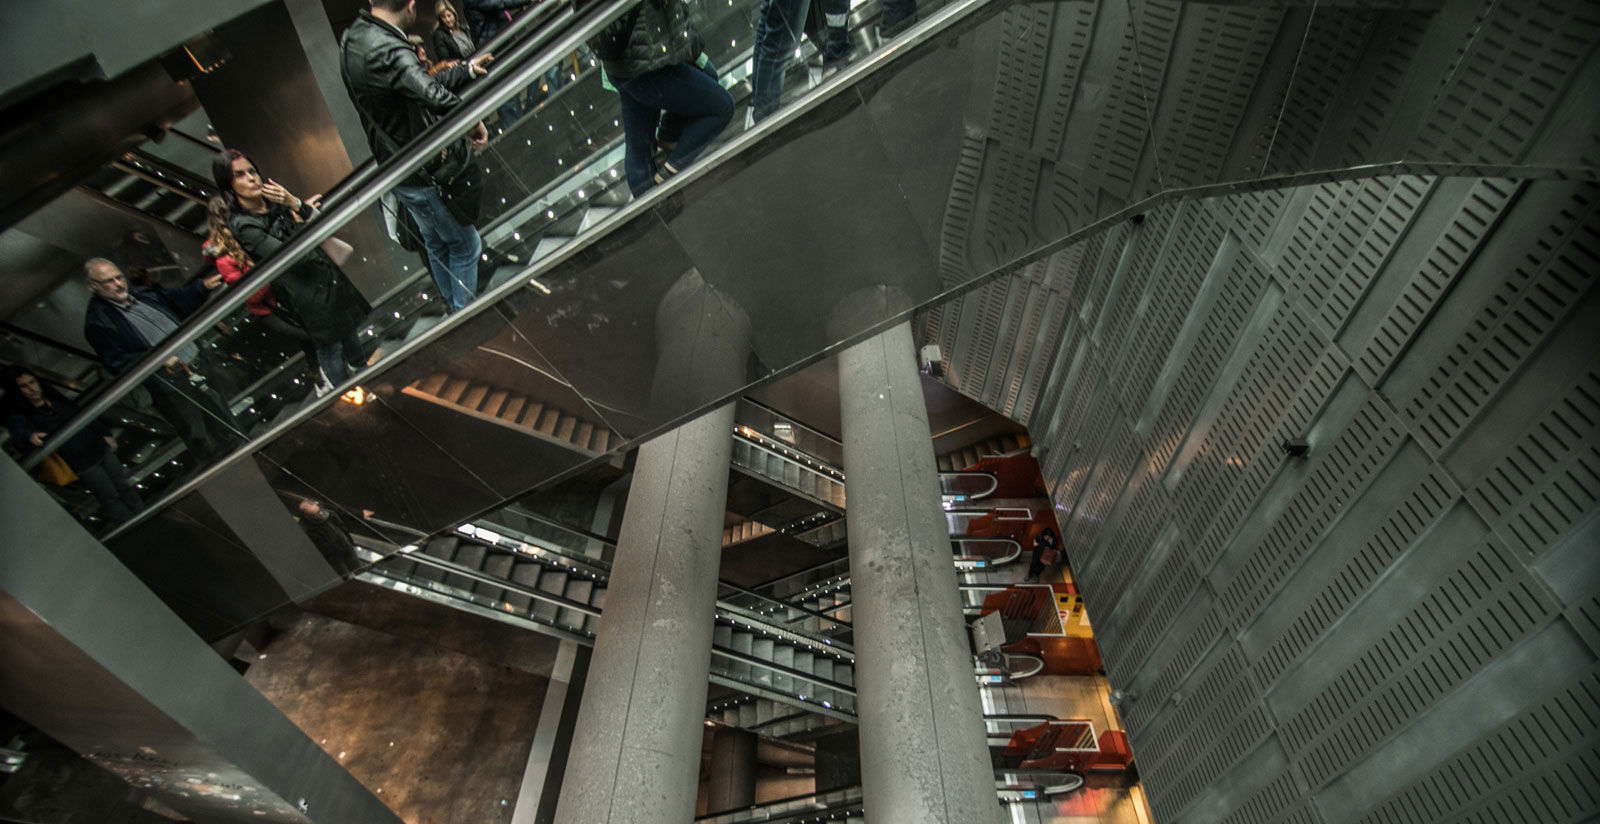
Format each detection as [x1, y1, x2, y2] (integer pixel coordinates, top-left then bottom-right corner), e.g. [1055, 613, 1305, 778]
[17, 0, 993, 631]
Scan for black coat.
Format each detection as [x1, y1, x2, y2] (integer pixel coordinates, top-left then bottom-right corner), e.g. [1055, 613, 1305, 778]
[83, 280, 212, 373]
[229, 204, 371, 346]
[340, 11, 476, 187]
[7, 395, 110, 472]
[433, 26, 475, 62]
[592, 0, 702, 80]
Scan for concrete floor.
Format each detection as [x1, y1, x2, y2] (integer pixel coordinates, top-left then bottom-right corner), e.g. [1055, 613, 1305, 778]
[244, 605, 548, 824]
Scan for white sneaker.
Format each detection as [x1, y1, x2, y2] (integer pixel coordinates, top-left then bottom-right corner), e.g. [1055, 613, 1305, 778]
[313, 369, 335, 398]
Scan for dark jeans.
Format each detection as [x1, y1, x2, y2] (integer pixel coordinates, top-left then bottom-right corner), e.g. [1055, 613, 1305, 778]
[259, 313, 319, 375]
[150, 367, 243, 464]
[316, 331, 366, 385]
[76, 449, 143, 522]
[751, 0, 852, 122]
[614, 60, 734, 195]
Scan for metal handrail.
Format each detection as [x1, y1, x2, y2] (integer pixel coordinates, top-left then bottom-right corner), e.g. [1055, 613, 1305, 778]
[19, 0, 636, 471]
[382, 548, 602, 617]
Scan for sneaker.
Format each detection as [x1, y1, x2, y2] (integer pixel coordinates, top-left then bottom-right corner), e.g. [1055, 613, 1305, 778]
[1022, 574, 1040, 583]
[653, 160, 681, 186]
[312, 369, 335, 398]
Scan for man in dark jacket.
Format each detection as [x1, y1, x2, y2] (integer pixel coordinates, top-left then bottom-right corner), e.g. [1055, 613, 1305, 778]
[82, 257, 240, 463]
[340, 0, 493, 313]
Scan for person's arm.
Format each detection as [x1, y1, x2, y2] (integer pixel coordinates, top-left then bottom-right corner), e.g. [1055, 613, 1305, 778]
[214, 255, 249, 284]
[376, 40, 465, 114]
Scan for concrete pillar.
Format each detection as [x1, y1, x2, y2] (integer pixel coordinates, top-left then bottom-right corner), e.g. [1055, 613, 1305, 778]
[551, 403, 734, 824]
[0, 454, 400, 824]
[554, 269, 750, 823]
[706, 728, 758, 814]
[837, 320, 999, 824]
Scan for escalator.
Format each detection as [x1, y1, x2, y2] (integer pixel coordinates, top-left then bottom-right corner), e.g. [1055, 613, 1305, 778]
[8, 0, 1564, 674]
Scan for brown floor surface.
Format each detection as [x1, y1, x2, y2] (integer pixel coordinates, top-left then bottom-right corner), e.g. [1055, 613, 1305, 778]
[245, 610, 548, 824]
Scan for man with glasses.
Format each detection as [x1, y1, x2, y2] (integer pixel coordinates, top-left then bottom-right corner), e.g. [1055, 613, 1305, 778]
[82, 258, 241, 463]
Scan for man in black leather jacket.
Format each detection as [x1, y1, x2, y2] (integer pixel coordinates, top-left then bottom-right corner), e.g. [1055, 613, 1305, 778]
[340, 0, 494, 313]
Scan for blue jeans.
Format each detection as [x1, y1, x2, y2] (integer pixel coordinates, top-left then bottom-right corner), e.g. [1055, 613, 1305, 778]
[751, 0, 852, 122]
[613, 61, 734, 195]
[394, 184, 481, 312]
[316, 331, 365, 385]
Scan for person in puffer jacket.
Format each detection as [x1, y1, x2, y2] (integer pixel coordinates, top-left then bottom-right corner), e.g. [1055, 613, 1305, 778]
[591, 0, 733, 195]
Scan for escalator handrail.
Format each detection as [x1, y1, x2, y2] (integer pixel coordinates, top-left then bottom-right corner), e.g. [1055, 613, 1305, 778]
[19, 0, 637, 472]
[710, 647, 857, 696]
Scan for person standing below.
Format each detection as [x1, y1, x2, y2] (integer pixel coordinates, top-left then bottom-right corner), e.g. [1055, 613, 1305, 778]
[592, 0, 732, 195]
[212, 150, 372, 387]
[341, 0, 494, 313]
[81, 257, 241, 463]
[1023, 525, 1060, 583]
[6, 366, 144, 524]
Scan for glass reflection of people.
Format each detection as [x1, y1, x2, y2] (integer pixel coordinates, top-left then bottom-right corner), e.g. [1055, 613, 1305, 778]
[6, 366, 144, 524]
[203, 196, 330, 395]
[1023, 526, 1059, 583]
[432, 1, 474, 65]
[82, 257, 242, 463]
[287, 495, 366, 577]
[213, 149, 373, 386]
[749, 0, 851, 123]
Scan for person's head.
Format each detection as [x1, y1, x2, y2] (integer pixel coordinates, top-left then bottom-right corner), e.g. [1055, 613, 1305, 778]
[205, 196, 252, 269]
[370, 0, 418, 28]
[210, 148, 264, 209]
[7, 367, 46, 406]
[434, 0, 462, 30]
[85, 258, 130, 304]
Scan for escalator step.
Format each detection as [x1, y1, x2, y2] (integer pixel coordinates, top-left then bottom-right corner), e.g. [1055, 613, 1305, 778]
[561, 580, 594, 628]
[479, 553, 515, 599]
[813, 658, 834, 683]
[592, 428, 612, 453]
[589, 584, 608, 611]
[423, 537, 458, 559]
[836, 663, 853, 687]
[519, 402, 546, 429]
[453, 541, 488, 568]
[501, 396, 527, 423]
[555, 416, 577, 443]
[439, 377, 470, 404]
[770, 644, 794, 694]
[459, 384, 489, 411]
[575, 422, 595, 451]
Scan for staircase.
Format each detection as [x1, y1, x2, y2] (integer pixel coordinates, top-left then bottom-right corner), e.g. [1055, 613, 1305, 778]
[403, 372, 616, 454]
[937, 432, 1031, 472]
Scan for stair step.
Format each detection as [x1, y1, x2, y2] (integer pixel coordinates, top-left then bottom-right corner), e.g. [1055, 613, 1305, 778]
[438, 377, 470, 404]
[501, 396, 527, 424]
[575, 421, 595, 451]
[416, 373, 449, 396]
[519, 402, 546, 429]
[459, 384, 489, 410]
[480, 553, 517, 602]
[555, 415, 578, 443]
[482, 389, 508, 416]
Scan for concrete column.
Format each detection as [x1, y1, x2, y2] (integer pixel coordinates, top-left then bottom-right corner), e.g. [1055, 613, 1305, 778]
[706, 728, 758, 814]
[837, 320, 999, 824]
[554, 268, 750, 823]
[551, 403, 735, 824]
[0, 454, 400, 824]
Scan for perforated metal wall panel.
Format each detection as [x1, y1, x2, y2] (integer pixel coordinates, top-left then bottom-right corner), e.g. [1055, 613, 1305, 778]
[913, 5, 1599, 817]
[921, 174, 1600, 821]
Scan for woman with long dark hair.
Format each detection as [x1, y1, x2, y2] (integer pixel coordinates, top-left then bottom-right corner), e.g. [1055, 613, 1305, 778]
[6, 365, 143, 523]
[210, 149, 372, 386]
[202, 196, 332, 394]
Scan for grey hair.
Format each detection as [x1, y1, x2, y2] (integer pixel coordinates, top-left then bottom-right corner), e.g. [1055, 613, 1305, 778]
[83, 257, 119, 278]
